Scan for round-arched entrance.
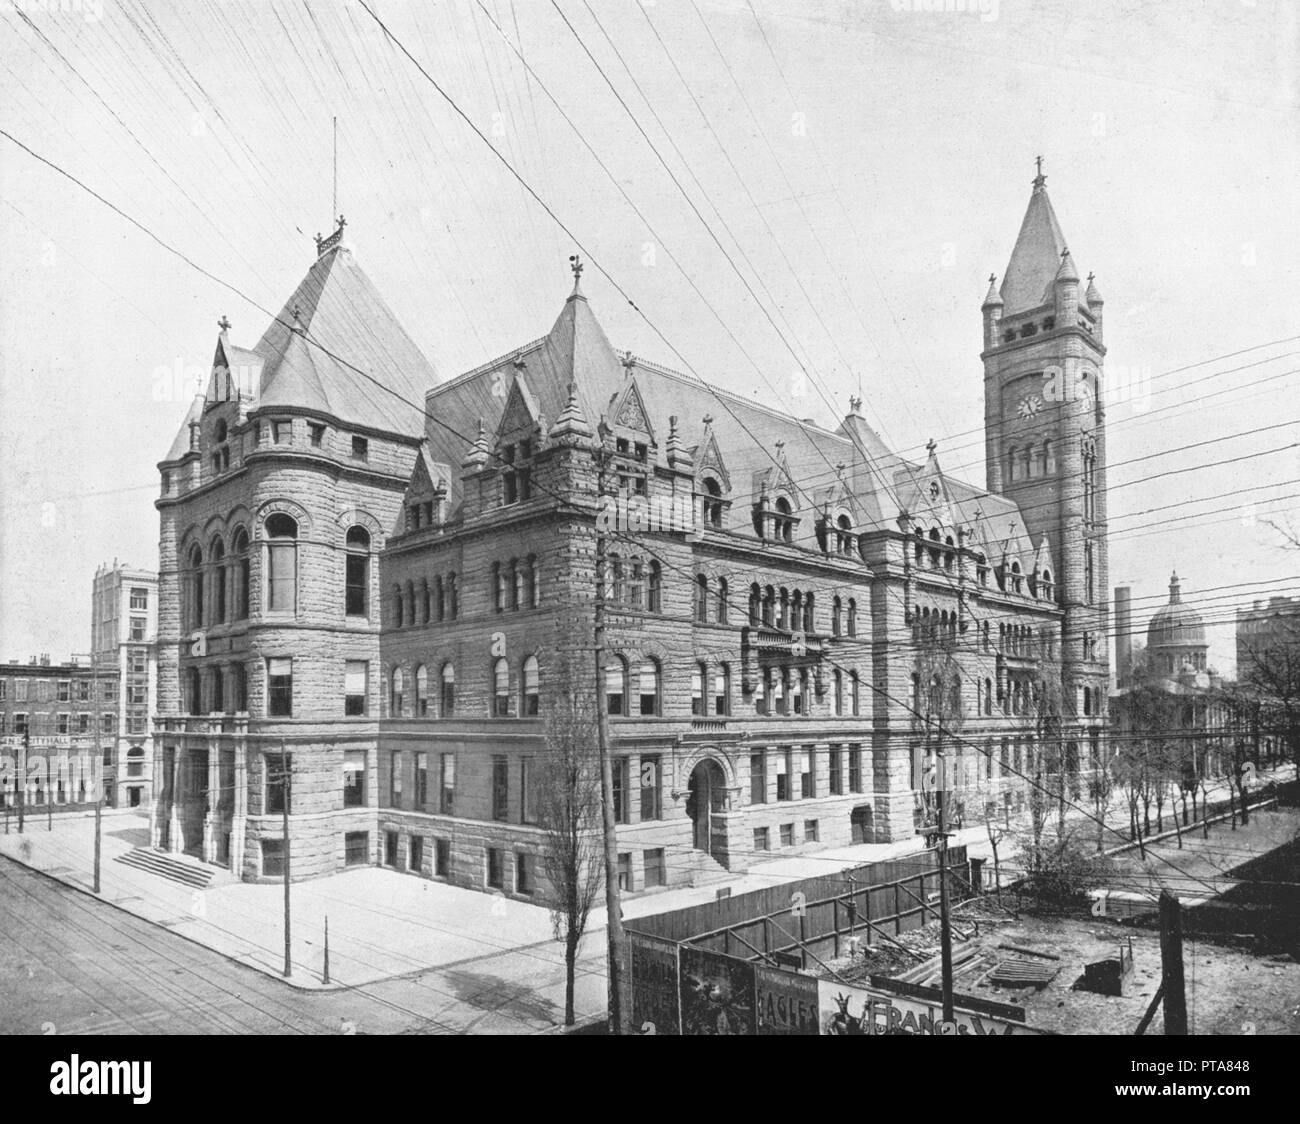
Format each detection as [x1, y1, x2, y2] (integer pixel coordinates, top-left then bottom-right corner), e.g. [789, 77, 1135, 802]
[685, 758, 727, 855]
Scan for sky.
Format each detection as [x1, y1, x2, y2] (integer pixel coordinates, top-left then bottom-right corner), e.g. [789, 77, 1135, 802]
[0, 0, 1297, 671]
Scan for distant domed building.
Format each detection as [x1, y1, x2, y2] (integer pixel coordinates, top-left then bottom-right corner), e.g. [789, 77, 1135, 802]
[1146, 572, 1212, 685]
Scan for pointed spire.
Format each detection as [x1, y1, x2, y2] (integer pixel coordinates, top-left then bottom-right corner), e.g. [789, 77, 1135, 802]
[1169, 571, 1182, 605]
[547, 382, 595, 446]
[1055, 246, 1079, 284]
[462, 418, 490, 470]
[1085, 271, 1103, 306]
[981, 273, 1004, 309]
[1001, 162, 1069, 314]
[1033, 154, 1046, 190]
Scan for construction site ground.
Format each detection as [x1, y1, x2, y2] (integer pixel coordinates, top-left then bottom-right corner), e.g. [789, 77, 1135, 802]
[818, 804, 1300, 1035]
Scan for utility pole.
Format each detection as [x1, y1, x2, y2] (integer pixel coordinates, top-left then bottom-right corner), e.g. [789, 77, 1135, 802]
[934, 740, 956, 1025]
[594, 443, 629, 1035]
[281, 739, 292, 978]
[1159, 889, 1188, 1035]
[92, 653, 102, 894]
[18, 727, 26, 834]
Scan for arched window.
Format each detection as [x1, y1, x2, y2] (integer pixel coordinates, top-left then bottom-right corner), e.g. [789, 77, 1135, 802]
[638, 660, 660, 716]
[714, 664, 731, 716]
[703, 477, 723, 528]
[527, 555, 539, 609]
[434, 575, 445, 621]
[832, 596, 842, 637]
[803, 592, 814, 634]
[513, 560, 524, 611]
[850, 671, 861, 716]
[1034, 443, 1047, 478]
[264, 514, 298, 613]
[345, 526, 371, 617]
[447, 572, 458, 618]
[1007, 445, 1019, 482]
[716, 577, 729, 624]
[231, 527, 250, 620]
[1044, 439, 1056, 475]
[390, 668, 405, 717]
[779, 588, 790, 631]
[492, 562, 505, 613]
[774, 496, 794, 542]
[415, 665, 429, 716]
[836, 513, 854, 556]
[763, 585, 775, 627]
[847, 598, 858, 638]
[648, 562, 662, 612]
[391, 584, 404, 628]
[210, 538, 226, 624]
[791, 668, 805, 715]
[749, 583, 762, 626]
[984, 678, 993, 716]
[521, 655, 540, 716]
[440, 662, 455, 717]
[186, 666, 201, 714]
[606, 657, 627, 716]
[418, 577, 430, 624]
[834, 669, 844, 716]
[692, 663, 705, 716]
[492, 658, 511, 717]
[187, 543, 204, 630]
[127, 745, 145, 778]
[695, 574, 709, 623]
[773, 668, 787, 716]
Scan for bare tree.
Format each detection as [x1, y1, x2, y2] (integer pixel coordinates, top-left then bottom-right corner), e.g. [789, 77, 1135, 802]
[537, 655, 605, 1027]
[1238, 613, 1300, 784]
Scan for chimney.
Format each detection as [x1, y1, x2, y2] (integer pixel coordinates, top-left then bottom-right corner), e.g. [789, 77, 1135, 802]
[1114, 586, 1132, 688]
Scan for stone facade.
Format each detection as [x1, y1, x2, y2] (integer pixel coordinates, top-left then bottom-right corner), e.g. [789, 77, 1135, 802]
[154, 176, 1112, 899]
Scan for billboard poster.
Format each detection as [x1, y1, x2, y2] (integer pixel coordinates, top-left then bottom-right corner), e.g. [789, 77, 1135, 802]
[679, 946, 755, 1036]
[753, 964, 820, 1035]
[816, 980, 1046, 1036]
[628, 931, 681, 1035]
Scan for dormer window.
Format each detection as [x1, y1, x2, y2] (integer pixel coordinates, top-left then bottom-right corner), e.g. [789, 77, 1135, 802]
[271, 419, 289, 445]
[836, 514, 854, 557]
[351, 435, 368, 461]
[502, 442, 533, 505]
[1042, 316, 1055, 331]
[310, 423, 325, 448]
[1010, 561, 1023, 595]
[703, 478, 723, 528]
[773, 497, 794, 543]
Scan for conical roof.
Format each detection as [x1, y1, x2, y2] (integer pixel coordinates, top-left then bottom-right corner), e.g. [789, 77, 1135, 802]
[1001, 179, 1069, 314]
[252, 243, 437, 436]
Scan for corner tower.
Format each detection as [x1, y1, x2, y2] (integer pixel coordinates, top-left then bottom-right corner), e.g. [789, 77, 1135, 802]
[982, 161, 1109, 717]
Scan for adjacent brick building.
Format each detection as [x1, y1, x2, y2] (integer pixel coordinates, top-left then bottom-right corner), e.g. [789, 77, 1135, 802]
[0, 654, 114, 810]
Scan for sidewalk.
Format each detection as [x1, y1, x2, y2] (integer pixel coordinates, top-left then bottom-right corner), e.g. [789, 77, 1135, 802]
[2, 763, 1286, 992]
[0, 810, 560, 990]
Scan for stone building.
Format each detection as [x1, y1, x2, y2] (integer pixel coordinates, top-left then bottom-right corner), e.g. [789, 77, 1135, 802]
[91, 562, 158, 809]
[155, 169, 1111, 892]
[375, 168, 1110, 900]
[152, 220, 433, 881]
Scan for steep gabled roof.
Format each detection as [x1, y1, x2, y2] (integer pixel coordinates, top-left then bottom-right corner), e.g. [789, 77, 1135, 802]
[1001, 179, 1069, 315]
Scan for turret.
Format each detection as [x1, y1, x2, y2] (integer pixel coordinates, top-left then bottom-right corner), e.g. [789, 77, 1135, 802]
[1054, 247, 1079, 324]
[981, 274, 1004, 350]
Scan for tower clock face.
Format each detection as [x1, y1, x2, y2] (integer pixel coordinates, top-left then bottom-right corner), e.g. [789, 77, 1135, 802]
[1016, 393, 1043, 420]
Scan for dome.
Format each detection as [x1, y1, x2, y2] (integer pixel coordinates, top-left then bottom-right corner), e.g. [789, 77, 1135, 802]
[1147, 572, 1207, 649]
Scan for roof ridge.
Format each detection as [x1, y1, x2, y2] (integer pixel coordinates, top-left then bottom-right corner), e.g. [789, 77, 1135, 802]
[430, 336, 550, 398]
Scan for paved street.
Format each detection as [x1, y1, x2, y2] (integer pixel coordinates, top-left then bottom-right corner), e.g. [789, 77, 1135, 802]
[0, 856, 608, 1035]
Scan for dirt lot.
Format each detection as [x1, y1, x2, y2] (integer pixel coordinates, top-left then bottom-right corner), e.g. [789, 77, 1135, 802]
[821, 806, 1300, 1035]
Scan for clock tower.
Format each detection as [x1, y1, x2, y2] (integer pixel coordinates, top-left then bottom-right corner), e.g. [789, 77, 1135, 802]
[981, 161, 1109, 714]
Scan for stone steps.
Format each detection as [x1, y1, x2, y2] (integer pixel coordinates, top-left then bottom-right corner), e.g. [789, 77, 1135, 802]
[115, 847, 214, 889]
